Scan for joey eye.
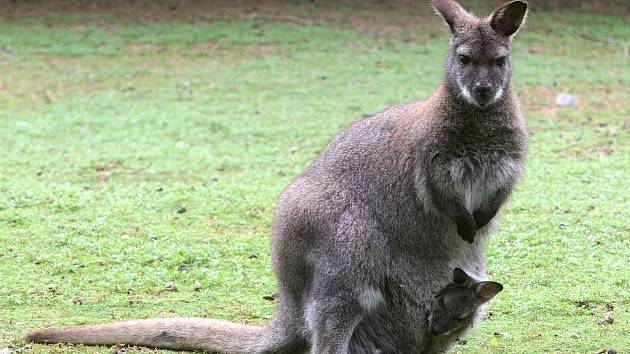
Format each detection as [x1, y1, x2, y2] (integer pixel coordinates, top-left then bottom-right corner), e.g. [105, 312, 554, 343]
[495, 57, 507, 66]
[459, 55, 471, 65]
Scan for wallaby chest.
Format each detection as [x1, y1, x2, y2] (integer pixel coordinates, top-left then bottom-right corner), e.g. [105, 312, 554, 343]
[450, 147, 517, 211]
[435, 123, 523, 212]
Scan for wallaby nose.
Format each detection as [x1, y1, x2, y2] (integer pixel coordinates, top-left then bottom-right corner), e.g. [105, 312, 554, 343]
[474, 82, 492, 97]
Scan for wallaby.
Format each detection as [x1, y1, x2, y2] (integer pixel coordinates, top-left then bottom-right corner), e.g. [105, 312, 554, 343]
[24, 0, 528, 353]
[421, 268, 503, 353]
[428, 268, 503, 337]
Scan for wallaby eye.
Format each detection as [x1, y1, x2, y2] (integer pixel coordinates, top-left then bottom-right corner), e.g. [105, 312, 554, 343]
[495, 57, 507, 66]
[459, 55, 472, 65]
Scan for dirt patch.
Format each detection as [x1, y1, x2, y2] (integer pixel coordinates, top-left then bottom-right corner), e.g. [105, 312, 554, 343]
[2, 1, 627, 45]
[520, 84, 630, 116]
[0, 1, 457, 43]
[95, 162, 121, 171]
[127, 43, 166, 54]
[191, 42, 285, 57]
[2, 1, 628, 31]
[530, 0, 629, 15]
[125, 41, 287, 62]
[520, 85, 558, 114]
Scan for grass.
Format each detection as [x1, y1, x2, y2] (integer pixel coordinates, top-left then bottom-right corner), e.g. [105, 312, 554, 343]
[0, 1, 628, 353]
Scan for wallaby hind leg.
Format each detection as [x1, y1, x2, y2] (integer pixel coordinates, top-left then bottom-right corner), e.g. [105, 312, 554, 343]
[303, 273, 366, 354]
[259, 295, 310, 354]
[308, 296, 362, 354]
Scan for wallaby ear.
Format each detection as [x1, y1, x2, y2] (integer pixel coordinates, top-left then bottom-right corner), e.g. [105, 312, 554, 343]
[432, 0, 472, 34]
[452, 268, 472, 287]
[475, 281, 503, 304]
[490, 1, 528, 37]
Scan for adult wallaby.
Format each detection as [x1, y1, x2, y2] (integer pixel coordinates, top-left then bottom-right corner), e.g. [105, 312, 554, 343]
[24, 0, 528, 353]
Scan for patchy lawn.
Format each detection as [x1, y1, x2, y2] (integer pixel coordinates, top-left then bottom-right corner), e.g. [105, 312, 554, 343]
[0, 1, 628, 353]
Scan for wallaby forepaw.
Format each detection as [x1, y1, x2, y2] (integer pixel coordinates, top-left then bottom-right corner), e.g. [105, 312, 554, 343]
[473, 209, 496, 230]
[462, 231, 476, 243]
[457, 223, 476, 243]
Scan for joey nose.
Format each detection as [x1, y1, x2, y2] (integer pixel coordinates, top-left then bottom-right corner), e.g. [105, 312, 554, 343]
[430, 326, 440, 336]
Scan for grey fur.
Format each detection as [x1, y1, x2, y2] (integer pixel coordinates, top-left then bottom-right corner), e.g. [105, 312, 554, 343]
[23, 1, 528, 353]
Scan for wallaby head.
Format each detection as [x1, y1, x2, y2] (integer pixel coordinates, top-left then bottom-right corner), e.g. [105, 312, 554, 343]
[429, 268, 503, 336]
[432, 0, 528, 108]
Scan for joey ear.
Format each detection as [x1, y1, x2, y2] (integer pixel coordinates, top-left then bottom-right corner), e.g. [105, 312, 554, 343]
[490, 1, 528, 37]
[475, 281, 503, 304]
[452, 268, 472, 287]
[432, 0, 472, 34]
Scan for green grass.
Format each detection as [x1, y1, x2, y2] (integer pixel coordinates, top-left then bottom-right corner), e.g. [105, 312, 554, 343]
[0, 2, 628, 353]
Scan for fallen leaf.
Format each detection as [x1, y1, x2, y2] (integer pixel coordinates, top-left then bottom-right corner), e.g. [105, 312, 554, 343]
[575, 299, 590, 308]
[598, 312, 614, 325]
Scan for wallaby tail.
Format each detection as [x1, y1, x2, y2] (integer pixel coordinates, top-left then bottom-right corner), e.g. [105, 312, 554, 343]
[24, 317, 267, 353]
